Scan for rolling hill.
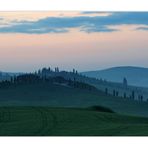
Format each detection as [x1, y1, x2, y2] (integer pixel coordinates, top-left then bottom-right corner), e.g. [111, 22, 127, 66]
[1, 81, 148, 117]
[0, 107, 148, 136]
[1, 73, 148, 135]
[82, 66, 148, 87]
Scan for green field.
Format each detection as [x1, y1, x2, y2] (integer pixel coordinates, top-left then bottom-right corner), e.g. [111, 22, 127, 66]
[1, 83, 148, 135]
[0, 107, 148, 136]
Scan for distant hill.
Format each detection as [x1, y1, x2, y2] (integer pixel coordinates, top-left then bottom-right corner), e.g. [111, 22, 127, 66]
[1, 70, 148, 117]
[0, 71, 20, 81]
[82, 66, 148, 87]
[2, 67, 148, 101]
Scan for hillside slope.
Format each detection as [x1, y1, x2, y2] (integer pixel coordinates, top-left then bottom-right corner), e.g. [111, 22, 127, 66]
[82, 66, 148, 87]
[1, 82, 148, 117]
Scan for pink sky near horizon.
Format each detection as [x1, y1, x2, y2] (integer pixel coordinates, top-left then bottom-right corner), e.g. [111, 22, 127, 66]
[0, 12, 148, 72]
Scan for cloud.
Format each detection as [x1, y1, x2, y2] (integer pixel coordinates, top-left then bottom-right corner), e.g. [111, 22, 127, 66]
[80, 25, 117, 33]
[80, 11, 113, 16]
[0, 16, 117, 34]
[0, 12, 148, 34]
[81, 11, 104, 14]
[136, 26, 148, 31]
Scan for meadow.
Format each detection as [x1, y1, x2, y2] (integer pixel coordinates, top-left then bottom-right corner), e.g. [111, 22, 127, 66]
[0, 78, 148, 135]
[0, 107, 148, 136]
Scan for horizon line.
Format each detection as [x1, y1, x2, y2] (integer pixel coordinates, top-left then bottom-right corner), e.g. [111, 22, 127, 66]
[1, 65, 148, 73]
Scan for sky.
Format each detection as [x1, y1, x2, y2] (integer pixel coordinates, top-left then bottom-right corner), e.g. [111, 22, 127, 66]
[0, 12, 148, 72]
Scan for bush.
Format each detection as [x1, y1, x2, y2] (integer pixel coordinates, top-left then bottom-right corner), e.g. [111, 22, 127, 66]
[88, 105, 115, 113]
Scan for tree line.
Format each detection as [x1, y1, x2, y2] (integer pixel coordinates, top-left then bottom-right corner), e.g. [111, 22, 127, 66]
[0, 72, 97, 92]
[105, 87, 144, 101]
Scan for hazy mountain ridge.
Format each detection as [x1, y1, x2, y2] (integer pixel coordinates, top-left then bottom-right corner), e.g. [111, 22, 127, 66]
[1, 66, 148, 101]
[82, 66, 148, 87]
[0, 71, 21, 81]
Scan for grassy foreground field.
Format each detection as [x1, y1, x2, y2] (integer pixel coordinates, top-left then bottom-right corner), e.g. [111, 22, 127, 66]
[0, 107, 148, 136]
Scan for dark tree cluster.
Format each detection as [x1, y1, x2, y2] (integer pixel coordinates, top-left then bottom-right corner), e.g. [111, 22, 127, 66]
[72, 69, 78, 75]
[0, 80, 11, 88]
[53, 76, 67, 84]
[104, 87, 145, 102]
[0, 71, 96, 92]
[13, 74, 41, 84]
[40, 67, 52, 77]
